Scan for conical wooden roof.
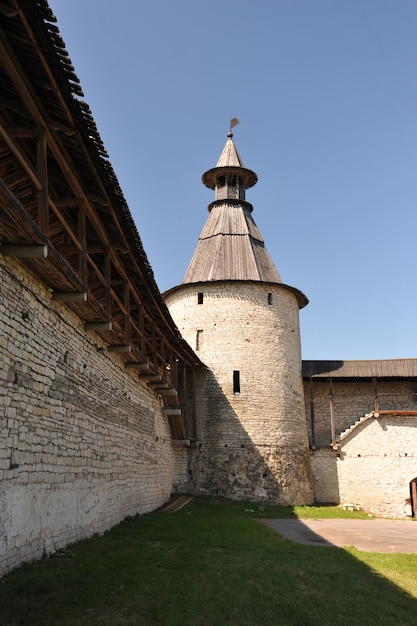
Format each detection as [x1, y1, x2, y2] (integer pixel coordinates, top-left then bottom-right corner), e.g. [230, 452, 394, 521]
[201, 131, 258, 190]
[182, 132, 281, 284]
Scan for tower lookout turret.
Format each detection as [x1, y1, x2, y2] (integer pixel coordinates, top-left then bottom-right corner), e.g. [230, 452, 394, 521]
[164, 128, 313, 505]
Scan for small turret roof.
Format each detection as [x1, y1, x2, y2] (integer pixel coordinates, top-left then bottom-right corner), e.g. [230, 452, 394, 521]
[216, 131, 245, 167]
[202, 131, 258, 190]
[183, 130, 281, 285]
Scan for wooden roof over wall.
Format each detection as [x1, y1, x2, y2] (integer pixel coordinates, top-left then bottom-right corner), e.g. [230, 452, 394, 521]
[0, 1, 200, 387]
[303, 359, 417, 379]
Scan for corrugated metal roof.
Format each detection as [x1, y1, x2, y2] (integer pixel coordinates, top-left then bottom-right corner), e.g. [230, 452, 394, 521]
[302, 359, 417, 378]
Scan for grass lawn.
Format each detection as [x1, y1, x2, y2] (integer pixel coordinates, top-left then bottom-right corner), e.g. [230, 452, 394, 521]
[1, 497, 417, 625]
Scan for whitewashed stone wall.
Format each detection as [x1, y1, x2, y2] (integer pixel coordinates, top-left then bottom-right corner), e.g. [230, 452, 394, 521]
[0, 258, 185, 576]
[304, 379, 417, 446]
[311, 415, 417, 517]
[165, 281, 313, 505]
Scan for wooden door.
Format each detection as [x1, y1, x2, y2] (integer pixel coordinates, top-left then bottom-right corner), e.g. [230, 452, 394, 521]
[410, 478, 417, 518]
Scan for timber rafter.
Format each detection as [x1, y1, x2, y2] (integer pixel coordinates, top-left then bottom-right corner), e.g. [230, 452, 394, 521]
[0, 0, 201, 435]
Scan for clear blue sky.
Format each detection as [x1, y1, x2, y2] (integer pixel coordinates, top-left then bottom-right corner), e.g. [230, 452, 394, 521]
[48, 0, 416, 360]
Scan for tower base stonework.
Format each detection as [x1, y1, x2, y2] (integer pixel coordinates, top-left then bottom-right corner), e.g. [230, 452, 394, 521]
[165, 282, 314, 505]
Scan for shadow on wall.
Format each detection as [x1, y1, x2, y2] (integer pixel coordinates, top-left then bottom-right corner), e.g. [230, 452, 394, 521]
[310, 447, 341, 507]
[186, 369, 313, 505]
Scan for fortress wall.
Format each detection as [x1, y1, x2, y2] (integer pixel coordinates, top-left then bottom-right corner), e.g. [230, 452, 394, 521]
[311, 415, 417, 517]
[0, 258, 182, 576]
[166, 282, 313, 505]
[304, 379, 417, 446]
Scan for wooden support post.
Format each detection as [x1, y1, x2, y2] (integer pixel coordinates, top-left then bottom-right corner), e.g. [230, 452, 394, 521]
[192, 366, 198, 440]
[123, 280, 130, 342]
[138, 307, 146, 356]
[105, 250, 111, 316]
[309, 377, 315, 447]
[373, 376, 379, 412]
[78, 201, 87, 284]
[37, 128, 48, 235]
[329, 377, 336, 446]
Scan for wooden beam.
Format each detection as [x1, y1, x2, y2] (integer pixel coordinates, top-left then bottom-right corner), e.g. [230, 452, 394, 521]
[154, 388, 177, 396]
[374, 410, 417, 417]
[141, 374, 162, 382]
[0, 244, 47, 258]
[125, 362, 151, 370]
[84, 321, 112, 331]
[1, 125, 37, 138]
[108, 345, 131, 353]
[162, 408, 182, 416]
[52, 291, 87, 302]
[0, 124, 41, 191]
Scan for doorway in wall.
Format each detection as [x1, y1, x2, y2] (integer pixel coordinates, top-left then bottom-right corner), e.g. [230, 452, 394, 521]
[410, 477, 417, 517]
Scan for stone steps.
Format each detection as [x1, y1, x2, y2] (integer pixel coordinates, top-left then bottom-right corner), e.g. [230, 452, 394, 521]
[337, 412, 375, 442]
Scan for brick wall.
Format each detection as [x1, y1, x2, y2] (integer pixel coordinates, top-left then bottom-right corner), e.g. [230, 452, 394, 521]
[165, 281, 313, 505]
[0, 258, 184, 576]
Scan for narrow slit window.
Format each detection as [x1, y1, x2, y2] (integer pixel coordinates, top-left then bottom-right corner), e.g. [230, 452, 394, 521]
[268, 292, 272, 305]
[197, 292, 204, 304]
[233, 370, 240, 395]
[196, 329, 203, 351]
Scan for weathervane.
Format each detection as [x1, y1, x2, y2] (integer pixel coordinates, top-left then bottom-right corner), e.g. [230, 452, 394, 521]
[229, 117, 240, 132]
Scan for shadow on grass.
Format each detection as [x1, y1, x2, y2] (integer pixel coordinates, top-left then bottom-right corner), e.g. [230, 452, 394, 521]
[1, 497, 417, 626]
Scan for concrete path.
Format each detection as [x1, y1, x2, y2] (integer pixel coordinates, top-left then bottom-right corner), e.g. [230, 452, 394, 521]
[260, 518, 417, 553]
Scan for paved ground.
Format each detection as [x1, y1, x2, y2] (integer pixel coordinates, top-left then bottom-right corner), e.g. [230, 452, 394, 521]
[260, 518, 417, 553]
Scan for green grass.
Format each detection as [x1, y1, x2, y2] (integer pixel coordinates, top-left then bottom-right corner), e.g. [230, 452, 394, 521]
[1, 498, 417, 626]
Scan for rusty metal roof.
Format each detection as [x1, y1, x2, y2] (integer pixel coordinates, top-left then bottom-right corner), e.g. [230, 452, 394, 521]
[303, 359, 417, 379]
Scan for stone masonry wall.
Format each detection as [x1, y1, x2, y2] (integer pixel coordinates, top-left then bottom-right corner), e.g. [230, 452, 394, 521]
[304, 379, 417, 446]
[165, 281, 313, 505]
[0, 258, 184, 576]
[311, 415, 417, 517]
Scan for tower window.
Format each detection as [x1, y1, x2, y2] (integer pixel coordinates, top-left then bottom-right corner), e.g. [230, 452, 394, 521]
[197, 292, 204, 304]
[196, 329, 203, 351]
[233, 370, 240, 395]
[268, 292, 272, 305]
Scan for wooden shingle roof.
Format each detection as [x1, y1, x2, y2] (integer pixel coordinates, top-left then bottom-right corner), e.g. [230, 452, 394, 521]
[302, 359, 417, 379]
[0, 0, 201, 373]
[182, 202, 282, 283]
[183, 132, 300, 291]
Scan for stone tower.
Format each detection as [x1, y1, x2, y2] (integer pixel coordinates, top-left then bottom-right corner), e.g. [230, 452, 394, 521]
[164, 128, 313, 504]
